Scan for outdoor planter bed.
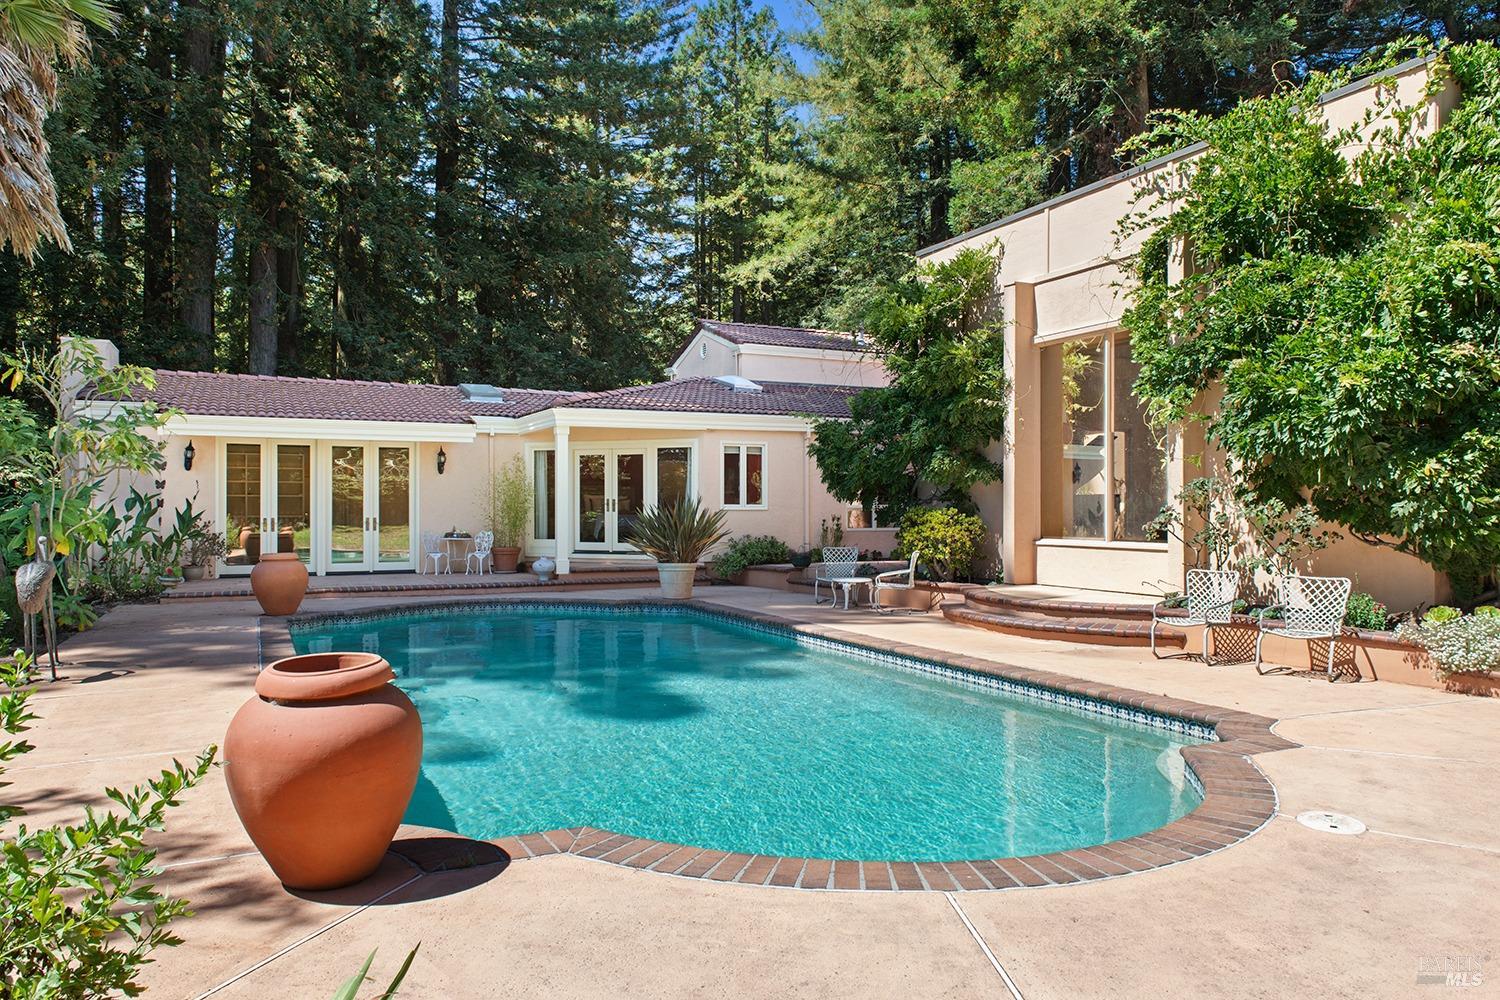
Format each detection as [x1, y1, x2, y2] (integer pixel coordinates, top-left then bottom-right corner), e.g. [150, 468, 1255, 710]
[1173, 613, 1500, 697]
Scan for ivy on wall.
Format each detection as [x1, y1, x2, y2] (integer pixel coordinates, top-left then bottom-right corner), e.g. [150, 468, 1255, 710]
[1119, 42, 1500, 594]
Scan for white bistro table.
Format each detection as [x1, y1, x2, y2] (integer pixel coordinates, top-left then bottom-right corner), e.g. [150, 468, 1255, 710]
[828, 575, 872, 610]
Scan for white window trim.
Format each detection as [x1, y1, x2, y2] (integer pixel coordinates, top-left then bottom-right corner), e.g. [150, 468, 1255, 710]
[523, 442, 558, 556]
[720, 442, 768, 510]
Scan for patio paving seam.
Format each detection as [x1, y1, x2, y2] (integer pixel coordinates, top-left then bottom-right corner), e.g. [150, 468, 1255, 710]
[945, 892, 1025, 1000]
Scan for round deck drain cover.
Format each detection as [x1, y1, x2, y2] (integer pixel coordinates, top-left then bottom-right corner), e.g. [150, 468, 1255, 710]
[1296, 810, 1366, 835]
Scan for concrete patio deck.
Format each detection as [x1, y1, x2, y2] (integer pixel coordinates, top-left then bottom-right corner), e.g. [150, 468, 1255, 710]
[10, 586, 1500, 998]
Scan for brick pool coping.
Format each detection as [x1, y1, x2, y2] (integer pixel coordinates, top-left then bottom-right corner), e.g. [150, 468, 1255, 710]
[260, 596, 1295, 891]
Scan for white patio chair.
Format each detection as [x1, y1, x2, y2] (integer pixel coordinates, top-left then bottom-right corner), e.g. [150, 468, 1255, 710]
[1255, 574, 1352, 681]
[421, 531, 448, 575]
[813, 546, 859, 605]
[1151, 568, 1239, 665]
[466, 530, 494, 575]
[872, 550, 925, 614]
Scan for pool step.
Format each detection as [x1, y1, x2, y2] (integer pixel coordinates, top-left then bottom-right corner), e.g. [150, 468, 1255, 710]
[964, 588, 1158, 621]
[943, 602, 1182, 648]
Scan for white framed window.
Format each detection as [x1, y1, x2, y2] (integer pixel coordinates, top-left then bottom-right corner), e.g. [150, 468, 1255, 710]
[721, 443, 766, 508]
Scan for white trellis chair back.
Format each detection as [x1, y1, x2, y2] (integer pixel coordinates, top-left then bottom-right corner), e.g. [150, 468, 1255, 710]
[1186, 569, 1239, 624]
[1276, 574, 1352, 635]
[467, 530, 495, 574]
[421, 531, 448, 574]
[821, 546, 858, 573]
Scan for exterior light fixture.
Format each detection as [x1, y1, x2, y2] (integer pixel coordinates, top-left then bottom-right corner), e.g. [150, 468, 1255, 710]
[436, 447, 447, 475]
[183, 440, 196, 471]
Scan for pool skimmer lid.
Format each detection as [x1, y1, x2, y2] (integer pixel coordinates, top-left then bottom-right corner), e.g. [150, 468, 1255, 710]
[1296, 810, 1366, 835]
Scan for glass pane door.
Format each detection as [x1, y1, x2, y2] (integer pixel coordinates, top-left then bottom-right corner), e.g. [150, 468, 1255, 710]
[224, 444, 262, 567]
[656, 447, 690, 510]
[330, 445, 367, 568]
[274, 445, 312, 563]
[376, 447, 411, 566]
[576, 453, 608, 550]
[615, 452, 645, 547]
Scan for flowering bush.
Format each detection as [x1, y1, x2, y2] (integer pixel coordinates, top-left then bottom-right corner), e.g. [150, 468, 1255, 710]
[1343, 592, 1389, 631]
[1397, 608, 1500, 676]
[895, 507, 987, 582]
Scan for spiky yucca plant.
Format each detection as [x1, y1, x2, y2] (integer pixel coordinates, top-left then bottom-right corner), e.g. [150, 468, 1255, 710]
[629, 496, 728, 564]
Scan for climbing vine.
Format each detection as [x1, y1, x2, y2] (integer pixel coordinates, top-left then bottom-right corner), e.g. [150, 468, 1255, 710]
[1119, 42, 1500, 594]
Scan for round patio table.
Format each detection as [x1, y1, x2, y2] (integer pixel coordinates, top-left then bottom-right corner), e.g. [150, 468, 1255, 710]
[440, 534, 474, 574]
[829, 575, 872, 610]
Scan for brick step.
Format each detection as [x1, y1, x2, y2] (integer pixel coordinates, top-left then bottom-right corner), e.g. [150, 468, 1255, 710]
[964, 589, 1159, 621]
[943, 605, 1184, 647]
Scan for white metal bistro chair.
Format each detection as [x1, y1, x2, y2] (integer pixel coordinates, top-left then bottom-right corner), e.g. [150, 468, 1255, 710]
[813, 546, 860, 605]
[466, 530, 494, 575]
[421, 531, 449, 575]
[872, 550, 923, 614]
[1151, 568, 1239, 665]
[1256, 574, 1352, 681]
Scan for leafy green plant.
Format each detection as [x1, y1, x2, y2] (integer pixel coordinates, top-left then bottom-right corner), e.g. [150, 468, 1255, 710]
[1475, 606, 1500, 619]
[1398, 611, 1500, 676]
[1, 632, 216, 995]
[1119, 42, 1500, 593]
[1344, 592, 1390, 631]
[487, 456, 534, 549]
[629, 496, 729, 564]
[711, 535, 792, 579]
[332, 945, 420, 1000]
[895, 506, 987, 582]
[809, 247, 1010, 518]
[818, 517, 843, 550]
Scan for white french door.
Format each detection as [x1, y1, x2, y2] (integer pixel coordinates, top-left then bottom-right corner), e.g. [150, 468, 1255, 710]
[572, 445, 692, 554]
[220, 441, 313, 575]
[327, 443, 415, 572]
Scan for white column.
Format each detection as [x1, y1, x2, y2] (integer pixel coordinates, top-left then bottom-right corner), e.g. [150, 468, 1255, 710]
[553, 425, 571, 575]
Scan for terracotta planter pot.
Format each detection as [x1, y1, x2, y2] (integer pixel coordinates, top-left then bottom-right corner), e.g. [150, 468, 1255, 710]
[224, 652, 422, 890]
[491, 546, 521, 573]
[250, 553, 309, 616]
[657, 562, 697, 599]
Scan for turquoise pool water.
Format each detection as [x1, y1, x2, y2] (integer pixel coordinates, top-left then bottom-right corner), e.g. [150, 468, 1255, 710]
[291, 605, 1204, 861]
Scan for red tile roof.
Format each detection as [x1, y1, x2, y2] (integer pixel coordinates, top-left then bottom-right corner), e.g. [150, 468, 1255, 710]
[697, 320, 868, 353]
[111, 370, 567, 423]
[99, 370, 857, 423]
[557, 377, 859, 417]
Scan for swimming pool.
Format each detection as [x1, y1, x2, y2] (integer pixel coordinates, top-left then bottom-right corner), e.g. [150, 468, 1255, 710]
[290, 603, 1206, 862]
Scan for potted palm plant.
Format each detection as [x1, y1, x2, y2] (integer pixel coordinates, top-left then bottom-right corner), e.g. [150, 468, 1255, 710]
[629, 496, 729, 599]
[488, 455, 533, 573]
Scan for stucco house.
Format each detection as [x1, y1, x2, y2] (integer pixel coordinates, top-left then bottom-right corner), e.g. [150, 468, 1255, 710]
[78, 56, 1460, 610]
[80, 321, 891, 579]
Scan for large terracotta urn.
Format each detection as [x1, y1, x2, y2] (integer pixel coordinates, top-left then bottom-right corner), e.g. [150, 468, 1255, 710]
[491, 546, 521, 573]
[250, 552, 308, 615]
[224, 652, 422, 890]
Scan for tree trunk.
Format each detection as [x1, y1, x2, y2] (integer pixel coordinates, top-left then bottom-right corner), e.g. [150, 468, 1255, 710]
[433, 0, 461, 381]
[276, 206, 301, 373]
[142, 5, 175, 339]
[247, 11, 278, 375]
[176, 0, 225, 368]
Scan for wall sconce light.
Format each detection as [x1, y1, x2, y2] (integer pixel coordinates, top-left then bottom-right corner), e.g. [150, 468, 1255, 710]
[183, 440, 196, 471]
[436, 447, 447, 475]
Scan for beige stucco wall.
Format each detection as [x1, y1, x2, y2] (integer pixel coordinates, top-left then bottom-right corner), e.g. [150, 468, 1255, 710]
[929, 57, 1458, 608]
[669, 330, 891, 387]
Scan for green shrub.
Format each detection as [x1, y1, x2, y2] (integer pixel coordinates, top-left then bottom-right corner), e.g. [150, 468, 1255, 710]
[711, 535, 792, 579]
[1343, 592, 1389, 631]
[1, 640, 216, 995]
[895, 507, 987, 582]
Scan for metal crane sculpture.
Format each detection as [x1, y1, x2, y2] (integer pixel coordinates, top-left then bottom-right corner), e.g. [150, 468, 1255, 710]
[15, 503, 59, 680]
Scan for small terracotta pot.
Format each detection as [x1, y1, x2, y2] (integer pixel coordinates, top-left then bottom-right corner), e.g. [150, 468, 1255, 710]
[224, 652, 422, 890]
[657, 562, 696, 599]
[250, 552, 308, 615]
[491, 546, 521, 573]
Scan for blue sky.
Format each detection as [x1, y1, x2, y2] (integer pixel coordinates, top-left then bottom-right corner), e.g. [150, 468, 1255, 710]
[754, 0, 819, 71]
